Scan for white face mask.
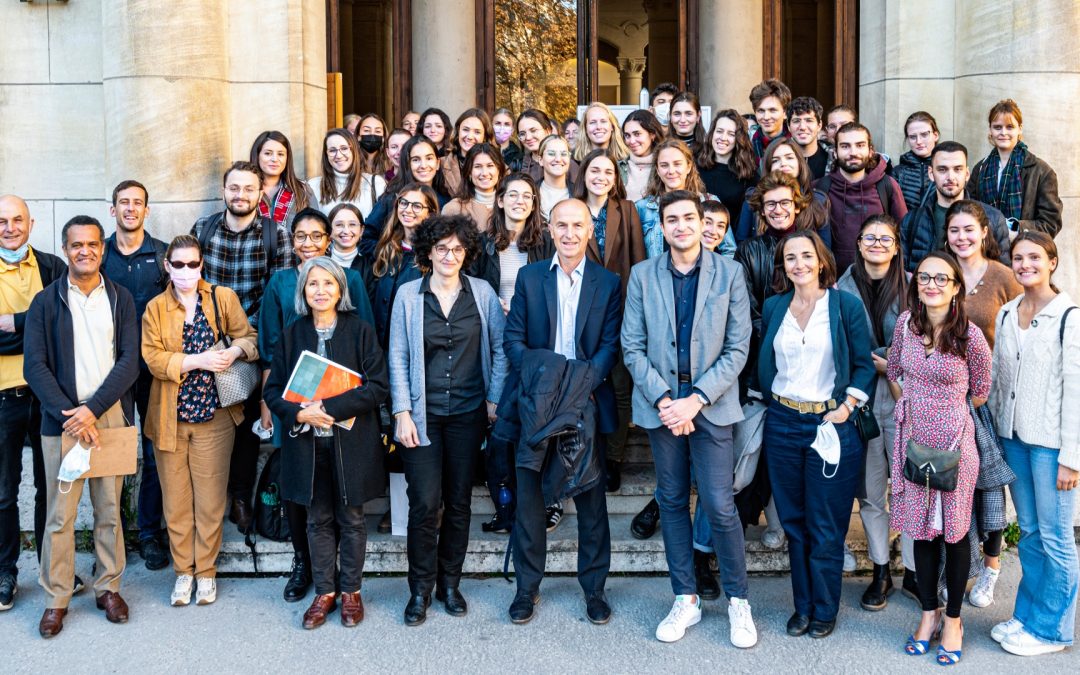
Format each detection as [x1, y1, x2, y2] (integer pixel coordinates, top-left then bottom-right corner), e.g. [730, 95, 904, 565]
[57, 442, 92, 493]
[812, 421, 841, 478]
[169, 266, 201, 293]
[654, 103, 671, 126]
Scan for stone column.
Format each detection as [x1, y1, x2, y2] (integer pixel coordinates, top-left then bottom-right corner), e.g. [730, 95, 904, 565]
[953, 0, 1080, 300]
[412, 0, 476, 115]
[858, 0, 955, 160]
[697, 0, 762, 113]
[617, 57, 647, 105]
[101, 1, 231, 242]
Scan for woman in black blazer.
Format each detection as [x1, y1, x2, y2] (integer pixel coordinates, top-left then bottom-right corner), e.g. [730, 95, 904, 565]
[265, 257, 389, 631]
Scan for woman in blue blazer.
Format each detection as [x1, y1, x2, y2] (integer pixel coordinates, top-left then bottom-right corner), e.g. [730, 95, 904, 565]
[756, 230, 875, 639]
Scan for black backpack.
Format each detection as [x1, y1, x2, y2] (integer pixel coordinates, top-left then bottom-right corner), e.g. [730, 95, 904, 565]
[246, 447, 291, 573]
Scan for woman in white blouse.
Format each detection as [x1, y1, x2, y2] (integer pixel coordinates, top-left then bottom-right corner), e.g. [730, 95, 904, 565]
[755, 230, 876, 639]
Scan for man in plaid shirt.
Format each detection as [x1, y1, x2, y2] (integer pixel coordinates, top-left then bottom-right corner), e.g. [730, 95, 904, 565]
[190, 160, 291, 531]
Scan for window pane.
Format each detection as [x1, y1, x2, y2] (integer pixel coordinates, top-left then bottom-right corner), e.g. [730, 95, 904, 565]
[495, 0, 578, 122]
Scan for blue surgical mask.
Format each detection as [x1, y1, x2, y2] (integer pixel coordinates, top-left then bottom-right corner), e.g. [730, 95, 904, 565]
[0, 243, 29, 265]
[57, 441, 92, 493]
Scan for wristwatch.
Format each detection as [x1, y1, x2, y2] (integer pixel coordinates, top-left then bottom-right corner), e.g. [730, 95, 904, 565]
[695, 392, 709, 407]
[842, 399, 856, 413]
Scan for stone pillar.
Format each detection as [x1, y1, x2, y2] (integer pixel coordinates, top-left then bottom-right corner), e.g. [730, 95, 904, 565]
[412, 0, 476, 115]
[617, 57, 647, 105]
[953, 1, 1080, 299]
[102, 1, 231, 243]
[858, 0, 955, 161]
[697, 0, 762, 113]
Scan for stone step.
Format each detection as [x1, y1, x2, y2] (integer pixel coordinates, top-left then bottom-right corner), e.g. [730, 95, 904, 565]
[215, 512, 882, 575]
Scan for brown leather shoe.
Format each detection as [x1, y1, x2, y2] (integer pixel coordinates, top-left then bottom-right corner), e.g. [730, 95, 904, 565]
[95, 591, 129, 624]
[39, 608, 66, 638]
[229, 497, 253, 534]
[340, 591, 364, 627]
[302, 593, 336, 630]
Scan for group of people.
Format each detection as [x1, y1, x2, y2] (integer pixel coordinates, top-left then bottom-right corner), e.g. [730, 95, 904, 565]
[0, 77, 1075, 664]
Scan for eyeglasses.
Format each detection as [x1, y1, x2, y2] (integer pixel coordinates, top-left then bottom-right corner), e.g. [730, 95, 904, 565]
[763, 199, 794, 212]
[167, 260, 201, 269]
[916, 272, 955, 287]
[860, 234, 895, 247]
[397, 198, 430, 213]
[434, 245, 467, 259]
[327, 146, 351, 157]
[503, 191, 534, 202]
[292, 232, 328, 244]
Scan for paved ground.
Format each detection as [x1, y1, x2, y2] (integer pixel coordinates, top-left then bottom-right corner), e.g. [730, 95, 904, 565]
[3, 548, 1076, 673]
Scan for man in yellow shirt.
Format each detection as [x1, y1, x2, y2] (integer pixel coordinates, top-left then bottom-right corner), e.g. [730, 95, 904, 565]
[0, 195, 69, 611]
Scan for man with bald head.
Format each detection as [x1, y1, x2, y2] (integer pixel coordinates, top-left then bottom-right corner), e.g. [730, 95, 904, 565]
[0, 196, 68, 611]
[499, 198, 623, 626]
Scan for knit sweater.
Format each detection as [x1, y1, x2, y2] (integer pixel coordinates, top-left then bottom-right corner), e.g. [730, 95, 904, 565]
[988, 292, 1080, 470]
[625, 153, 654, 202]
[963, 260, 1022, 350]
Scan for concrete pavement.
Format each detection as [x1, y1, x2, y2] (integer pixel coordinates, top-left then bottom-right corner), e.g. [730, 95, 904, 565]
[2, 548, 1076, 673]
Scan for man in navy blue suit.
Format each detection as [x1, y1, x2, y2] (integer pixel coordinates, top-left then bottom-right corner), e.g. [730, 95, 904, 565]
[503, 199, 623, 626]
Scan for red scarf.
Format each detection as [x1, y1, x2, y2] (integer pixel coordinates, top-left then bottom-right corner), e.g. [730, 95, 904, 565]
[259, 186, 295, 225]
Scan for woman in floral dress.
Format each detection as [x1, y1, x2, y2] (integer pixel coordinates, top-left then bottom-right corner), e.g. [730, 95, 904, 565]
[887, 251, 992, 665]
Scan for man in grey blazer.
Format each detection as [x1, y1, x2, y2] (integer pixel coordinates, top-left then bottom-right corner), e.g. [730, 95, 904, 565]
[622, 190, 756, 647]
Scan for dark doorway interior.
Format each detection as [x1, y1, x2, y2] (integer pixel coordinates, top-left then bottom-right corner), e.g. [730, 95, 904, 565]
[339, 0, 394, 124]
[781, 0, 836, 110]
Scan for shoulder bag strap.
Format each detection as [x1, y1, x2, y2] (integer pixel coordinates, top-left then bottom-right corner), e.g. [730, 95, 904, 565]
[209, 284, 231, 347]
[1060, 306, 1076, 346]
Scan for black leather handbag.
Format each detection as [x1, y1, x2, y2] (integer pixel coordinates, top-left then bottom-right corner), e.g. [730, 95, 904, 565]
[853, 403, 881, 443]
[903, 438, 961, 493]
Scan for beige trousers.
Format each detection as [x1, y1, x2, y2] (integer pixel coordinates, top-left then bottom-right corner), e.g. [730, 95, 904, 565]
[155, 410, 235, 578]
[39, 405, 127, 609]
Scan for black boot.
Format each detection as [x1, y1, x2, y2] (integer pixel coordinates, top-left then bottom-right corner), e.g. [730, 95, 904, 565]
[694, 550, 721, 601]
[630, 499, 660, 540]
[283, 553, 312, 603]
[605, 460, 621, 493]
[859, 563, 894, 611]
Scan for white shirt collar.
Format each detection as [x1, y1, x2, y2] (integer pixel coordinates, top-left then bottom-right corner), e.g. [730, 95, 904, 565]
[549, 254, 586, 279]
[67, 273, 105, 297]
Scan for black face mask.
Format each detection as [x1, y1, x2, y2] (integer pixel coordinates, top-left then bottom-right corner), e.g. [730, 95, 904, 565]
[359, 135, 383, 153]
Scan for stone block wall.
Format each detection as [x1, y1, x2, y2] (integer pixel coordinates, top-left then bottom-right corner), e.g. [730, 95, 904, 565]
[0, 0, 327, 252]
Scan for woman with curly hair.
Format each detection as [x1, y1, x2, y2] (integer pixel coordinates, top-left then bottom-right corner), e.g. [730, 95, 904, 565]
[389, 214, 508, 626]
[697, 109, 759, 238]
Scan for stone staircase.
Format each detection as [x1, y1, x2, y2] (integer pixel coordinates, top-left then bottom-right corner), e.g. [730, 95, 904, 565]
[12, 429, 985, 576]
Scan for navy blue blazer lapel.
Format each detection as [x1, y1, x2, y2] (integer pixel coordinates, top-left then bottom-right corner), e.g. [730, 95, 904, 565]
[543, 264, 559, 348]
[574, 262, 600, 352]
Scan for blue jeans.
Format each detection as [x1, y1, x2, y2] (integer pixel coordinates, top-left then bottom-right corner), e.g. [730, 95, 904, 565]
[1003, 435, 1078, 645]
[648, 416, 748, 599]
[764, 400, 862, 622]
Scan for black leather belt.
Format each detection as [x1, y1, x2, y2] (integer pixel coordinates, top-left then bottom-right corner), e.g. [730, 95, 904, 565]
[0, 386, 29, 398]
[677, 374, 691, 384]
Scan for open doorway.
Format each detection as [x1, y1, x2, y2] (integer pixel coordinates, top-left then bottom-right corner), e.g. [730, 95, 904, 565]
[337, 0, 395, 125]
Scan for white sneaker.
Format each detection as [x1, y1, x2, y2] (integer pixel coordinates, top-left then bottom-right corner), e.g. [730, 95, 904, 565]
[761, 529, 786, 550]
[195, 577, 217, 605]
[171, 574, 194, 607]
[991, 617, 1025, 643]
[728, 597, 758, 648]
[1001, 627, 1066, 656]
[843, 543, 857, 573]
[655, 595, 702, 642]
[968, 565, 1000, 608]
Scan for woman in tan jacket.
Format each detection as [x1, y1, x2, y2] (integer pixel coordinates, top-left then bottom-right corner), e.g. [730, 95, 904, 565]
[142, 235, 258, 608]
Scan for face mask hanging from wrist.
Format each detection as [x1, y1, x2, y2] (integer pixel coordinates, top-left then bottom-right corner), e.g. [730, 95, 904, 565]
[812, 421, 841, 478]
[57, 442, 93, 494]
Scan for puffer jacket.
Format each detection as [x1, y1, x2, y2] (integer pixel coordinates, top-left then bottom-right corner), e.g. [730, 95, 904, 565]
[894, 151, 933, 212]
[900, 190, 1011, 273]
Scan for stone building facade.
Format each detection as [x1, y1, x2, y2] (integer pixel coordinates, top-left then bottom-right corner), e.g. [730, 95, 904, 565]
[1, 0, 1076, 293]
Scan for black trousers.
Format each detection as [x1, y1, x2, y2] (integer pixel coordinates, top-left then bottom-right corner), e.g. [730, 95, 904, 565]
[400, 405, 486, 595]
[512, 446, 610, 595]
[914, 535, 971, 618]
[0, 391, 45, 576]
[307, 437, 367, 595]
[227, 384, 263, 501]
